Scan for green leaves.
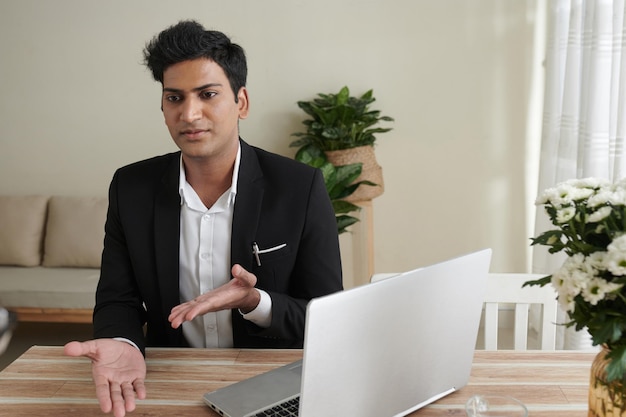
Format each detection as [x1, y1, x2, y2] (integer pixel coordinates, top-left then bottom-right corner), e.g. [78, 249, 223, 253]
[295, 145, 366, 234]
[531, 199, 624, 257]
[290, 86, 394, 151]
[521, 275, 552, 287]
[605, 346, 626, 382]
[291, 86, 391, 233]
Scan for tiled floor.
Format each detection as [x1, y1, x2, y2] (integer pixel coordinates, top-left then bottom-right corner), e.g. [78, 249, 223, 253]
[0, 322, 92, 370]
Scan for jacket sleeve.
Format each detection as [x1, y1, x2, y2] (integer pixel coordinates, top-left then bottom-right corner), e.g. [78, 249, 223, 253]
[93, 170, 148, 354]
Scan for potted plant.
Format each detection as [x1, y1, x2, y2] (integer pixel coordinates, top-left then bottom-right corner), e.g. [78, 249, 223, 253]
[295, 145, 375, 234]
[290, 86, 394, 202]
[525, 178, 626, 415]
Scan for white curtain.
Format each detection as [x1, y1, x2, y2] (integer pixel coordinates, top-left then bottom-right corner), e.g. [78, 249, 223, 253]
[533, 0, 626, 349]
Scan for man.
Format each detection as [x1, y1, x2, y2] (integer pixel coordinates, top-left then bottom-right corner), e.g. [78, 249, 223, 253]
[65, 20, 342, 417]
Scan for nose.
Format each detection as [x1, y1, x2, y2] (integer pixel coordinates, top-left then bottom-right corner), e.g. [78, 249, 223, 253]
[180, 97, 202, 123]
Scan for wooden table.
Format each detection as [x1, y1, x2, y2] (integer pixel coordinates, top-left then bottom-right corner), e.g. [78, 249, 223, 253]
[0, 346, 595, 416]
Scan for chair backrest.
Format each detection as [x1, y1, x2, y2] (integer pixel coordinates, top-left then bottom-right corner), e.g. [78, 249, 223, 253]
[370, 273, 400, 283]
[370, 272, 558, 350]
[483, 273, 557, 350]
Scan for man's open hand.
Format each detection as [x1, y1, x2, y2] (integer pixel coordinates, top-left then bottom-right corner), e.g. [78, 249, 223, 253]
[64, 339, 146, 417]
[169, 263, 260, 329]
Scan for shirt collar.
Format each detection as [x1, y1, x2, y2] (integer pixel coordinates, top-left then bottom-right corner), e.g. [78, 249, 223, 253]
[178, 143, 241, 208]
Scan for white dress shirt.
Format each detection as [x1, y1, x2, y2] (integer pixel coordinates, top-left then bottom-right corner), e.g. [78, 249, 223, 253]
[178, 145, 271, 348]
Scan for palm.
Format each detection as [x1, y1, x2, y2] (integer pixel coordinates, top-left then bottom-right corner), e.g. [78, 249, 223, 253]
[168, 263, 259, 328]
[65, 339, 146, 417]
[90, 339, 145, 382]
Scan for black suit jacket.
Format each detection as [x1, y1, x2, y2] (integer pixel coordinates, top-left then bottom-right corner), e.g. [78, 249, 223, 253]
[93, 140, 343, 353]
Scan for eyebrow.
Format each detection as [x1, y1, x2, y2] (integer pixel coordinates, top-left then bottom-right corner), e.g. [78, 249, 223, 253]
[162, 83, 223, 94]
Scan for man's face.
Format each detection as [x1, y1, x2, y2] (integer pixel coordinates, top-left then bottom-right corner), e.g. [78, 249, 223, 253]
[161, 58, 248, 161]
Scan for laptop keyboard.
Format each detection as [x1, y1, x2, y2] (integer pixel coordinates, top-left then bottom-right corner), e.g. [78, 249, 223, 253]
[254, 396, 300, 416]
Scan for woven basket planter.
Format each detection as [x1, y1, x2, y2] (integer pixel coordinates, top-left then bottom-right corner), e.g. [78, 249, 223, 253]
[325, 145, 384, 202]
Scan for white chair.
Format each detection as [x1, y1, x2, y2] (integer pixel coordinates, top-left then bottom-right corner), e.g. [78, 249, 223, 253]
[370, 272, 558, 350]
[483, 273, 557, 350]
[370, 273, 400, 283]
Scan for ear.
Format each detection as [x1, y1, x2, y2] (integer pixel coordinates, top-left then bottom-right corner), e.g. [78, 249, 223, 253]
[237, 87, 249, 119]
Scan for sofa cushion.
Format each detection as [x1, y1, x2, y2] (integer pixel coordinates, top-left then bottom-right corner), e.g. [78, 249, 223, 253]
[0, 266, 98, 309]
[43, 196, 108, 268]
[0, 196, 49, 266]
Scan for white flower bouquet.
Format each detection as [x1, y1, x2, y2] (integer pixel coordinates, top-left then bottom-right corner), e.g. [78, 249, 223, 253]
[527, 177, 626, 381]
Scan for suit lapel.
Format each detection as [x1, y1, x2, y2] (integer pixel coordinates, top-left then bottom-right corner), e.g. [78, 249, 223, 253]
[154, 154, 182, 318]
[231, 140, 265, 270]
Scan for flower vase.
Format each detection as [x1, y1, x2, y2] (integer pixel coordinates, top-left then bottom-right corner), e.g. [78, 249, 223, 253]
[589, 347, 626, 417]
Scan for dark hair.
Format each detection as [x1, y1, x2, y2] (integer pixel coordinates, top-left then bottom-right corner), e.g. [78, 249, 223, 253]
[143, 20, 247, 100]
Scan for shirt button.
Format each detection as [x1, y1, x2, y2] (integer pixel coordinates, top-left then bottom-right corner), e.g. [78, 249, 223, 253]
[203, 214, 211, 221]
[206, 324, 216, 332]
[200, 253, 209, 260]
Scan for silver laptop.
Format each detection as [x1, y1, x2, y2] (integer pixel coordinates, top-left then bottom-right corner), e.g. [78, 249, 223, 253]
[204, 248, 491, 417]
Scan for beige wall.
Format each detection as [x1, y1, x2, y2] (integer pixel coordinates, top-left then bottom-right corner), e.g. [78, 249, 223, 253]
[0, 0, 542, 285]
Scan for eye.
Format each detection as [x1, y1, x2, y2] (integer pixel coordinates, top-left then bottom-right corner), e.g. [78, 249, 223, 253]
[201, 91, 217, 99]
[165, 94, 182, 103]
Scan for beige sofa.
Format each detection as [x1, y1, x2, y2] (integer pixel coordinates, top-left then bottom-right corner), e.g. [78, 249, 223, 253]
[0, 196, 107, 323]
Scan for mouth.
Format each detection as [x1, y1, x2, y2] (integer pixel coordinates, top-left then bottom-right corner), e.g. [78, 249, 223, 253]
[181, 129, 209, 140]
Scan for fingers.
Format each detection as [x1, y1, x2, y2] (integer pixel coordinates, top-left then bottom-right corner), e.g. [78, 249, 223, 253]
[94, 374, 113, 414]
[168, 297, 216, 329]
[63, 341, 83, 357]
[231, 264, 257, 287]
[94, 375, 144, 417]
[168, 265, 259, 329]
[133, 379, 147, 400]
[63, 340, 97, 360]
[119, 381, 138, 415]
[169, 298, 204, 328]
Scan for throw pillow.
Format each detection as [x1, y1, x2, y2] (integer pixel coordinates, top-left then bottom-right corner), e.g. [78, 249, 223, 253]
[43, 196, 108, 268]
[0, 195, 49, 266]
